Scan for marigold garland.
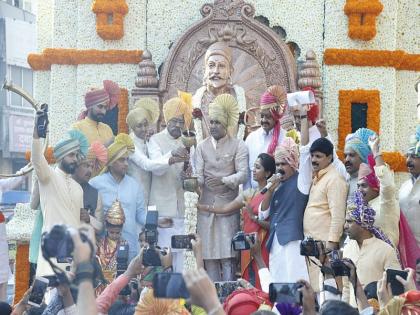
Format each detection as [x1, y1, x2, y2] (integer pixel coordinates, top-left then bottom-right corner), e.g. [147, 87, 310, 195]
[118, 88, 129, 134]
[28, 49, 142, 71]
[324, 49, 420, 71]
[344, 0, 383, 41]
[92, 0, 128, 40]
[13, 243, 29, 305]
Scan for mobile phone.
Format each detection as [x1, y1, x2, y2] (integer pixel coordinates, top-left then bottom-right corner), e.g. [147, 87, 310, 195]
[171, 235, 195, 249]
[153, 273, 190, 299]
[214, 281, 241, 302]
[269, 283, 302, 304]
[386, 269, 408, 296]
[28, 277, 49, 307]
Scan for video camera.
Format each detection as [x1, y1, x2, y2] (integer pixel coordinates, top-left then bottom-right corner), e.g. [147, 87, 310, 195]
[300, 236, 323, 258]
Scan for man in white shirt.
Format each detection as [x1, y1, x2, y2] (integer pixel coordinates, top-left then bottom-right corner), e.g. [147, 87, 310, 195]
[245, 86, 287, 189]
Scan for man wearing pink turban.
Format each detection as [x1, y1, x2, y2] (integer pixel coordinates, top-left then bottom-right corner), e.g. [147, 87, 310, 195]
[72, 80, 120, 145]
[245, 85, 287, 189]
[258, 137, 310, 283]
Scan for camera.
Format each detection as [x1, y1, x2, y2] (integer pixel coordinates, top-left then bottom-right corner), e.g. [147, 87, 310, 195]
[115, 244, 131, 295]
[41, 224, 87, 260]
[231, 231, 255, 251]
[269, 283, 303, 305]
[144, 207, 158, 245]
[300, 236, 322, 258]
[37, 103, 49, 138]
[329, 250, 350, 277]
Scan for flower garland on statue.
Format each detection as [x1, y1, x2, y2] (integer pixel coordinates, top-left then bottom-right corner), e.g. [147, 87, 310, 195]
[183, 191, 199, 270]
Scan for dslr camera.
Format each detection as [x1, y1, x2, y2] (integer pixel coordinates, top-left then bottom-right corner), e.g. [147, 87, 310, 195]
[300, 236, 322, 258]
[41, 224, 87, 261]
[142, 207, 163, 267]
[116, 244, 131, 295]
[329, 250, 350, 276]
[231, 231, 255, 251]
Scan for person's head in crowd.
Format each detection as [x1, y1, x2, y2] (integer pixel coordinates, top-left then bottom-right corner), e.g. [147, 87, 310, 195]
[344, 128, 376, 176]
[416, 258, 420, 287]
[0, 302, 12, 315]
[309, 137, 333, 173]
[357, 155, 380, 202]
[163, 91, 192, 139]
[73, 140, 108, 183]
[345, 191, 393, 247]
[319, 300, 359, 315]
[135, 289, 186, 315]
[105, 200, 125, 242]
[80, 80, 120, 122]
[102, 133, 134, 178]
[108, 300, 135, 315]
[259, 85, 287, 155]
[253, 153, 276, 184]
[209, 93, 239, 140]
[126, 98, 160, 141]
[274, 137, 299, 181]
[53, 129, 89, 175]
[406, 125, 420, 178]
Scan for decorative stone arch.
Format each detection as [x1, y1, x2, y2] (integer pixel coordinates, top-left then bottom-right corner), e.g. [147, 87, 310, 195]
[158, 0, 298, 108]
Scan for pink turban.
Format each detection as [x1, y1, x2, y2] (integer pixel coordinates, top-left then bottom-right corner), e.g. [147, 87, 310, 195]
[79, 80, 120, 120]
[358, 155, 380, 191]
[274, 137, 299, 170]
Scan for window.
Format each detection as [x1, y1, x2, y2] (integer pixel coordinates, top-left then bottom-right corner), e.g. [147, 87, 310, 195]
[12, 159, 28, 191]
[351, 103, 367, 132]
[7, 65, 33, 108]
[13, 0, 21, 8]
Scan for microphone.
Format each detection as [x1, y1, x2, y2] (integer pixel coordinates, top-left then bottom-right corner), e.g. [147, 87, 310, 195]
[260, 173, 281, 194]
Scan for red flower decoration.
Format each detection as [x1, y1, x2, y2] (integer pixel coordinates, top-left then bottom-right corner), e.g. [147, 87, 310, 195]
[192, 108, 203, 119]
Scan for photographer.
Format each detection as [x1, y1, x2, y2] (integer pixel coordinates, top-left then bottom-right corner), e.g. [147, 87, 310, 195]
[32, 105, 88, 277]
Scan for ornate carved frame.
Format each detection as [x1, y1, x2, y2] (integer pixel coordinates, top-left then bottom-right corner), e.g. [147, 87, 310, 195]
[158, 0, 298, 108]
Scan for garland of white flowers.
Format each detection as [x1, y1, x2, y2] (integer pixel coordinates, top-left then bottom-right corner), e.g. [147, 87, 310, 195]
[6, 203, 37, 242]
[183, 191, 199, 270]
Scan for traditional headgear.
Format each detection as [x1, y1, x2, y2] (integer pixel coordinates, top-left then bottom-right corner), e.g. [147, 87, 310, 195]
[162, 91, 193, 129]
[310, 137, 334, 157]
[274, 137, 299, 170]
[135, 289, 186, 315]
[53, 130, 89, 161]
[126, 98, 160, 129]
[85, 141, 108, 175]
[358, 155, 380, 191]
[79, 80, 120, 120]
[204, 41, 232, 66]
[345, 128, 377, 163]
[347, 190, 393, 247]
[105, 200, 125, 226]
[260, 85, 287, 155]
[208, 93, 239, 129]
[101, 133, 134, 173]
[407, 125, 420, 157]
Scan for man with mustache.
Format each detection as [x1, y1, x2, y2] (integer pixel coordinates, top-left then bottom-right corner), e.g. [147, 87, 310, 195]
[147, 95, 192, 272]
[90, 134, 146, 261]
[32, 110, 87, 277]
[73, 141, 108, 234]
[258, 135, 310, 283]
[344, 128, 376, 204]
[245, 85, 287, 189]
[192, 41, 246, 140]
[356, 135, 400, 246]
[196, 93, 248, 281]
[73, 80, 120, 145]
[399, 125, 420, 247]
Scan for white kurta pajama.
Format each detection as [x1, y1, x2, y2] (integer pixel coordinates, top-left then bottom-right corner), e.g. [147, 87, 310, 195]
[148, 129, 186, 272]
[195, 135, 248, 281]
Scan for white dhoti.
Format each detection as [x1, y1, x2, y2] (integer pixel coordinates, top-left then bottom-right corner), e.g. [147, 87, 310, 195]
[269, 238, 309, 283]
[157, 217, 185, 272]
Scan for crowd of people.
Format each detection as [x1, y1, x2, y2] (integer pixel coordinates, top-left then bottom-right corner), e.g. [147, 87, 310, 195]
[0, 69, 419, 314]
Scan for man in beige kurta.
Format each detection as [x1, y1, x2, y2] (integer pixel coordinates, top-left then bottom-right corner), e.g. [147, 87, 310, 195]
[195, 94, 248, 281]
[32, 116, 86, 277]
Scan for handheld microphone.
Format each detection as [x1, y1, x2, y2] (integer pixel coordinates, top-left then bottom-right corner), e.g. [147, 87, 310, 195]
[260, 173, 281, 194]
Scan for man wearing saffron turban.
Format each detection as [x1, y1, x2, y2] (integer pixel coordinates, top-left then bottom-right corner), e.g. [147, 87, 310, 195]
[195, 93, 248, 281]
[73, 80, 120, 145]
[147, 93, 192, 272]
[245, 85, 287, 189]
